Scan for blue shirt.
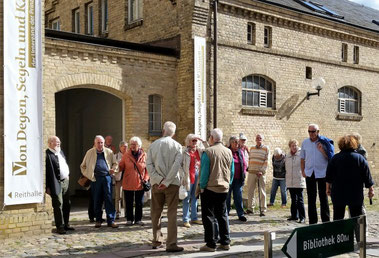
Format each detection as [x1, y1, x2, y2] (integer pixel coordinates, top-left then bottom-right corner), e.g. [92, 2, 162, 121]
[199, 152, 234, 189]
[300, 138, 328, 178]
[94, 152, 109, 177]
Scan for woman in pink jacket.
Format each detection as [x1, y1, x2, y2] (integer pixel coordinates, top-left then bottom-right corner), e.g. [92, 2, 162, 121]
[119, 136, 149, 226]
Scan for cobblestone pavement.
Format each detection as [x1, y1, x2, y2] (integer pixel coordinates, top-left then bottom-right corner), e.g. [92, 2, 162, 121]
[0, 198, 378, 258]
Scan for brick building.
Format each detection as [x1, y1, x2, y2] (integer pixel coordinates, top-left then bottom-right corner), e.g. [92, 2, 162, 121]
[0, 0, 378, 237]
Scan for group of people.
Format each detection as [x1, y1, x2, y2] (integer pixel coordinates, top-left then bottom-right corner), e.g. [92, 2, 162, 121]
[45, 122, 375, 252]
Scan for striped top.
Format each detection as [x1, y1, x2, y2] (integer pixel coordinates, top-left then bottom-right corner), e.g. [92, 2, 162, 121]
[248, 144, 269, 175]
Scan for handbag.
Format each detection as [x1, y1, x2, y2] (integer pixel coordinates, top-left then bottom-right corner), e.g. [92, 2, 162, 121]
[134, 163, 151, 192]
[179, 185, 188, 200]
[78, 175, 91, 188]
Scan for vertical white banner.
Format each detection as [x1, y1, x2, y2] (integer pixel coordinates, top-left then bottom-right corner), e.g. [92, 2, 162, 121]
[194, 36, 207, 140]
[4, 0, 43, 205]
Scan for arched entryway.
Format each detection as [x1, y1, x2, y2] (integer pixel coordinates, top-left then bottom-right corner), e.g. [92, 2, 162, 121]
[55, 88, 123, 199]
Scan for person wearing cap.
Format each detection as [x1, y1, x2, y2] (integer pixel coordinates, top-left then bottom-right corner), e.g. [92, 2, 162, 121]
[268, 148, 287, 207]
[238, 133, 249, 161]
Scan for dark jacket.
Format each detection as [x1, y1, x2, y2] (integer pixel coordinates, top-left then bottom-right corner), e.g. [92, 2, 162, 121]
[318, 135, 334, 161]
[326, 149, 374, 206]
[46, 149, 66, 196]
[272, 154, 286, 179]
[230, 148, 247, 184]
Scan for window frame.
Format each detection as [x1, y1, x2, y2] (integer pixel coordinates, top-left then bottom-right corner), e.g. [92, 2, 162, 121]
[128, 0, 143, 24]
[264, 26, 272, 48]
[72, 8, 80, 33]
[242, 75, 275, 109]
[247, 22, 256, 45]
[51, 18, 61, 31]
[353, 46, 359, 64]
[341, 43, 348, 62]
[148, 94, 162, 135]
[85, 2, 94, 35]
[338, 86, 361, 115]
[101, 0, 108, 33]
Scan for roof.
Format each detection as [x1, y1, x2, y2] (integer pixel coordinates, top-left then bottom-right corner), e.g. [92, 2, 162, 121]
[255, 0, 379, 33]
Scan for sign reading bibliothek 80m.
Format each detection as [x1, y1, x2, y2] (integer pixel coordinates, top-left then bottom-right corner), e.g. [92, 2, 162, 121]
[282, 218, 357, 257]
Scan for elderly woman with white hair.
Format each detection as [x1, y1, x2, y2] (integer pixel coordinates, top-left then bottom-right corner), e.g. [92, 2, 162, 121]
[268, 147, 287, 207]
[181, 134, 207, 228]
[119, 136, 149, 226]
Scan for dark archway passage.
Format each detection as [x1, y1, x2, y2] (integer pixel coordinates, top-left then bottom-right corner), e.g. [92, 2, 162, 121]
[55, 88, 123, 200]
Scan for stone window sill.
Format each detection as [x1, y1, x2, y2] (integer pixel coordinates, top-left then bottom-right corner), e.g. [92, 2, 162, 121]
[125, 20, 143, 30]
[241, 107, 277, 116]
[336, 113, 363, 121]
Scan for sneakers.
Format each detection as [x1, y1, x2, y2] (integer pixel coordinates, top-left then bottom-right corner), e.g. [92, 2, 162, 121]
[218, 244, 230, 251]
[200, 245, 216, 252]
[95, 221, 102, 228]
[166, 245, 184, 252]
[108, 222, 119, 228]
[152, 242, 163, 249]
[191, 220, 202, 225]
[127, 221, 134, 226]
[135, 221, 144, 226]
[183, 222, 191, 228]
[298, 219, 306, 223]
[238, 216, 247, 222]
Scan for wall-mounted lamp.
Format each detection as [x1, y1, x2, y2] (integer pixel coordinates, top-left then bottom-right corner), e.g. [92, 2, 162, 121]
[307, 77, 325, 100]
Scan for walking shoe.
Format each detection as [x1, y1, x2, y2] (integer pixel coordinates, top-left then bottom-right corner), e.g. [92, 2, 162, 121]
[95, 222, 102, 228]
[89, 218, 95, 223]
[64, 225, 75, 231]
[246, 209, 254, 214]
[152, 242, 163, 249]
[108, 222, 119, 228]
[200, 245, 216, 252]
[238, 216, 247, 222]
[191, 220, 202, 225]
[135, 221, 144, 226]
[267, 203, 274, 207]
[218, 244, 230, 250]
[127, 221, 134, 226]
[281, 204, 287, 208]
[166, 245, 184, 252]
[56, 228, 66, 234]
[298, 219, 306, 224]
[183, 222, 191, 228]
[260, 212, 265, 216]
[287, 217, 298, 221]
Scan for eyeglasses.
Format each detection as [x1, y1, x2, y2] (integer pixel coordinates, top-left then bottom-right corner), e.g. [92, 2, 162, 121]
[192, 140, 198, 143]
[308, 130, 317, 133]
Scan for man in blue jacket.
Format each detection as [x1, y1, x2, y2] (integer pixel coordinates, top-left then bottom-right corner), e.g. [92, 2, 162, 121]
[301, 124, 333, 224]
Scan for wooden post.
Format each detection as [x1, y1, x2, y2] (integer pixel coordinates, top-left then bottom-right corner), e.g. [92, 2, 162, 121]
[264, 231, 274, 258]
[359, 215, 366, 258]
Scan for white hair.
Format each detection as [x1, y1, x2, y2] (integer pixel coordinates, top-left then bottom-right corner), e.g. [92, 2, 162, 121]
[185, 133, 198, 147]
[119, 141, 127, 147]
[256, 133, 265, 140]
[308, 123, 319, 131]
[94, 135, 104, 142]
[163, 121, 176, 137]
[274, 147, 282, 156]
[129, 136, 142, 147]
[211, 128, 223, 142]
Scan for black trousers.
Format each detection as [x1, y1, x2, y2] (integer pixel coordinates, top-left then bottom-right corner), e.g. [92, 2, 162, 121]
[306, 173, 330, 224]
[333, 204, 363, 242]
[200, 189, 230, 248]
[289, 188, 305, 220]
[124, 190, 144, 222]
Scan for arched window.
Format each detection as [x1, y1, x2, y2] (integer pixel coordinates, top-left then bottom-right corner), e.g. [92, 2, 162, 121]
[338, 86, 360, 114]
[242, 75, 274, 108]
[149, 95, 162, 135]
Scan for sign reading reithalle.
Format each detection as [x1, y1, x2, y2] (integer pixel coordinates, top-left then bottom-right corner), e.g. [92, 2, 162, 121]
[282, 218, 356, 258]
[194, 36, 206, 140]
[3, 0, 43, 205]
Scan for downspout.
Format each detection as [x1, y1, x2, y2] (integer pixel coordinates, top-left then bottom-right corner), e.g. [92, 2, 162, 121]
[213, 0, 218, 128]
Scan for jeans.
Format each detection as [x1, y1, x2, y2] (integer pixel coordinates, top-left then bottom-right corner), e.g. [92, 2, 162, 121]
[91, 175, 116, 224]
[201, 189, 230, 248]
[226, 178, 244, 218]
[124, 190, 144, 222]
[288, 188, 305, 220]
[269, 179, 287, 205]
[306, 173, 330, 224]
[182, 173, 199, 222]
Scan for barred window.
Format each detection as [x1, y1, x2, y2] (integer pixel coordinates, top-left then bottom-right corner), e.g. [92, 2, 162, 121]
[149, 95, 162, 135]
[242, 75, 274, 108]
[338, 86, 360, 114]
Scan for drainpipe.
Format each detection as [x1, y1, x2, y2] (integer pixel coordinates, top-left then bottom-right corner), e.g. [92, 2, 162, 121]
[213, 0, 218, 128]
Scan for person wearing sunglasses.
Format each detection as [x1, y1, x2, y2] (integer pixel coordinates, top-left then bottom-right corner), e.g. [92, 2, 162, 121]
[300, 123, 334, 225]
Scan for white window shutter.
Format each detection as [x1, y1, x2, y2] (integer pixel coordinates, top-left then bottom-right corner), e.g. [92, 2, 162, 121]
[340, 99, 345, 113]
[260, 92, 267, 107]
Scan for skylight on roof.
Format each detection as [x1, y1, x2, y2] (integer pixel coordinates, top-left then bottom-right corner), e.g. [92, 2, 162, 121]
[294, 0, 344, 19]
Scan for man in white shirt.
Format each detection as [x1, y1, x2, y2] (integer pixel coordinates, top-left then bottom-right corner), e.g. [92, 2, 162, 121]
[46, 136, 74, 234]
[146, 121, 183, 252]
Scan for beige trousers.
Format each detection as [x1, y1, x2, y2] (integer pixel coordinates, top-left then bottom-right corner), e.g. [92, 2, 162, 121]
[151, 184, 179, 248]
[247, 173, 267, 211]
[114, 180, 123, 215]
